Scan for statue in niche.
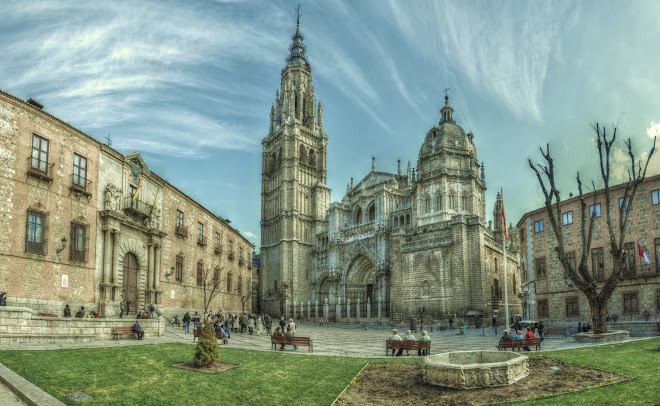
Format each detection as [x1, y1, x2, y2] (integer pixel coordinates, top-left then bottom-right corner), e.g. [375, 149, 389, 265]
[149, 207, 161, 229]
[129, 158, 142, 183]
[104, 184, 121, 211]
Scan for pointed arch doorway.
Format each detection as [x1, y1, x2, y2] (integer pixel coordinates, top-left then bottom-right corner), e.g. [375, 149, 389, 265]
[122, 252, 139, 314]
[346, 255, 376, 318]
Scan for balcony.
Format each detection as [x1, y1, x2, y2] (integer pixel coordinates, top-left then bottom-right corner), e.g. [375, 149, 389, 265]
[27, 157, 53, 183]
[228, 252, 234, 261]
[197, 235, 207, 247]
[123, 196, 153, 219]
[238, 257, 245, 267]
[214, 245, 222, 255]
[175, 225, 188, 238]
[69, 177, 93, 199]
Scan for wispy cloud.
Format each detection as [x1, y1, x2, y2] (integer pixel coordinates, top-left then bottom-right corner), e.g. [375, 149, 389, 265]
[387, 0, 577, 121]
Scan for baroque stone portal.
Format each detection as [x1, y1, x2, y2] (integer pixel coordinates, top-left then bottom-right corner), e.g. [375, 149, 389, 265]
[423, 351, 528, 389]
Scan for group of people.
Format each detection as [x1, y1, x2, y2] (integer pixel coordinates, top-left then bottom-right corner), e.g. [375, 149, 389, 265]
[499, 327, 536, 351]
[387, 329, 431, 356]
[273, 317, 298, 350]
[577, 322, 592, 333]
[177, 310, 275, 337]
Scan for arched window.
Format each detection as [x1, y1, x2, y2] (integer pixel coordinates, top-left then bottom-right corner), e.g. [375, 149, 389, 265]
[393, 217, 399, 228]
[461, 195, 468, 211]
[294, 93, 299, 118]
[274, 279, 278, 291]
[368, 203, 375, 221]
[355, 207, 362, 224]
[421, 280, 430, 296]
[400, 215, 404, 226]
[436, 194, 444, 211]
[299, 146, 306, 163]
[197, 261, 203, 286]
[425, 196, 431, 213]
[308, 149, 315, 167]
[449, 193, 456, 210]
[227, 272, 232, 292]
[406, 213, 411, 225]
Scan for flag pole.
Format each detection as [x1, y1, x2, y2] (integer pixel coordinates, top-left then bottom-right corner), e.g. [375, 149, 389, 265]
[501, 188, 510, 330]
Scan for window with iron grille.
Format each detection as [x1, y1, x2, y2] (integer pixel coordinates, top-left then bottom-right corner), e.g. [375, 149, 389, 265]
[591, 247, 604, 281]
[213, 267, 219, 288]
[198, 222, 204, 240]
[228, 240, 233, 259]
[564, 251, 576, 278]
[656, 289, 660, 311]
[215, 232, 221, 252]
[31, 134, 49, 173]
[238, 276, 243, 295]
[565, 297, 579, 316]
[655, 238, 660, 274]
[534, 257, 546, 278]
[623, 242, 636, 277]
[538, 299, 549, 317]
[226, 273, 232, 292]
[175, 255, 183, 282]
[176, 210, 184, 228]
[26, 210, 47, 254]
[197, 261, 203, 286]
[69, 223, 87, 262]
[623, 292, 638, 314]
[72, 153, 87, 190]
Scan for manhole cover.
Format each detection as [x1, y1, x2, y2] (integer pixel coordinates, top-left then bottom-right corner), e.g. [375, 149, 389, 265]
[65, 392, 93, 401]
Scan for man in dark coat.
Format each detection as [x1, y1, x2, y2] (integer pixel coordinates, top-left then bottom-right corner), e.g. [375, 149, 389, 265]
[133, 320, 144, 340]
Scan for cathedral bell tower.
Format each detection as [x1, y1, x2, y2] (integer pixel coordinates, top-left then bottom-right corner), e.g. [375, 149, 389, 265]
[260, 9, 330, 316]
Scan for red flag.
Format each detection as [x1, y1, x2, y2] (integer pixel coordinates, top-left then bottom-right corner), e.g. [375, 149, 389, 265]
[637, 242, 651, 264]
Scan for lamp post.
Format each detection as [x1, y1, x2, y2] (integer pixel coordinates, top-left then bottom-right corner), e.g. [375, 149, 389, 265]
[418, 306, 426, 333]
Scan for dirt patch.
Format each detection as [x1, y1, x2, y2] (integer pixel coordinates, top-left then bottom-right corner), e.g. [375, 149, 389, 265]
[172, 362, 239, 373]
[337, 356, 631, 405]
[651, 347, 660, 351]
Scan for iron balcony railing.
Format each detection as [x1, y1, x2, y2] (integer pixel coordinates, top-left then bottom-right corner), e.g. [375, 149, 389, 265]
[123, 196, 153, 218]
[175, 225, 188, 238]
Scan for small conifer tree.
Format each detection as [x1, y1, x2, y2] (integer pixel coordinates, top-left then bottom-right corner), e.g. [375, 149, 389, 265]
[194, 322, 220, 367]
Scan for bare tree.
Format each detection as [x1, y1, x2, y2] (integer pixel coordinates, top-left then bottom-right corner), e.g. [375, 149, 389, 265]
[529, 124, 655, 334]
[201, 265, 223, 317]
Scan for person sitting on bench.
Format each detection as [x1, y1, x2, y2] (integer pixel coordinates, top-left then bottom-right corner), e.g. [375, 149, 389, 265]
[133, 320, 144, 340]
[388, 329, 403, 356]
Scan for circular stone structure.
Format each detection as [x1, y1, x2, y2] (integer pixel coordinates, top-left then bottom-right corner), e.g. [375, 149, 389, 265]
[423, 351, 528, 389]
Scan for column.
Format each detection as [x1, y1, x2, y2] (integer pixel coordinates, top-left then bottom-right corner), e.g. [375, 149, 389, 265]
[147, 243, 154, 304]
[357, 298, 361, 319]
[153, 244, 161, 304]
[112, 230, 120, 297]
[315, 299, 318, 318]
[323, 298, 329, 320]
[347, 298, 351, 319]
[307, 301, 310, 319]
[102, 228, 111, 284]
[378, 298, 383, 322]
[367, 297, 371, 319]
[336, 297, 341, 320]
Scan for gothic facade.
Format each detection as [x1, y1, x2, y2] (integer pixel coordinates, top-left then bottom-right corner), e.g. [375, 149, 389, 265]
[260, 20, 520, 324]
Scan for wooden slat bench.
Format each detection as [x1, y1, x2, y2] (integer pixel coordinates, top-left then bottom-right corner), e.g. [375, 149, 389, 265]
[498, 339, 522, 351]
[270, 335, 313, 352]
[38, 313, 58, 317]
[498, 338, 541, 351]
[193, 329, 227, 343]
[386, 340, 431, 356]
[113, 326, 137, 340]
[545, 328, 567, 338]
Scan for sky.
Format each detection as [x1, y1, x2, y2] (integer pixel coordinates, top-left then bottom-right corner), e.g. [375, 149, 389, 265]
[2, 0, 659, 250]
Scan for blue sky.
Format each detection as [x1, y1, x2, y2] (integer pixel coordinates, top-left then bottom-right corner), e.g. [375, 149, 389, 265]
[2, 0, 659, 249]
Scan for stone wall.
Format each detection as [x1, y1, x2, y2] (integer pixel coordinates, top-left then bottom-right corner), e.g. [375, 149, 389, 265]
[0, 307, 164, 342]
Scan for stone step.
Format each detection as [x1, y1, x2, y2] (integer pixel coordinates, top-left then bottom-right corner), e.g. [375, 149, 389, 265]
[0, 334, 97, 344]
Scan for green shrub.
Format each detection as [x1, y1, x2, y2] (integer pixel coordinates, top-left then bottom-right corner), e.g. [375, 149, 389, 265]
[194, 323, 220, 367]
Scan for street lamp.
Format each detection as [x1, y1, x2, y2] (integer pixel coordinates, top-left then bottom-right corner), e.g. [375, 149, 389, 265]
[418, 306, 426, 333]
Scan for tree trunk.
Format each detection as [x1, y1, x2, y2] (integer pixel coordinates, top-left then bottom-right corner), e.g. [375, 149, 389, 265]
[589, 297, 608, 334]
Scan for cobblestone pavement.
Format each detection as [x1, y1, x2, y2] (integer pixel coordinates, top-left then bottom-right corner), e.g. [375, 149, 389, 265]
[0, 322, 648, 357]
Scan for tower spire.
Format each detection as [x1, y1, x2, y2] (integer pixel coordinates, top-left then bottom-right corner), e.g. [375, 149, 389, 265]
[440, 88, 454, 125]
[286, 4, 309, 67]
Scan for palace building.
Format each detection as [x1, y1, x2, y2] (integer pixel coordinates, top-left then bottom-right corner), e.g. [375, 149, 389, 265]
[260, 17, 520, 324]
[0, 90, 254, 317]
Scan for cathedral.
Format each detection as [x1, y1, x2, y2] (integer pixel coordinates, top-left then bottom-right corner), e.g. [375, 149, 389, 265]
[260, 16, 520, 325]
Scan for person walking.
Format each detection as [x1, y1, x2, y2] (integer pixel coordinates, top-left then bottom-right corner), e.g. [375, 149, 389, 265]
[265, 316, 272, 335]
[192, 312, 201, 331]
[448, 317, 454, 330]
[248, 317, 255, 335]
[183, 312, 191, 334]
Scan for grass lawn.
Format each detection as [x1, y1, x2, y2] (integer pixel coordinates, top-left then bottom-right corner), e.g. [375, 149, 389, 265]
[0, 338, 657, 405]
[506, 337, 660, 406]
[0, 343, 415, 406]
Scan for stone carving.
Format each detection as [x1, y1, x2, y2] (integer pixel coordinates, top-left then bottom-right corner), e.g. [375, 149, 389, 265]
[129, 158, 142, 183]
[104, 184, 121, 211]
[149, 207, 161, 228]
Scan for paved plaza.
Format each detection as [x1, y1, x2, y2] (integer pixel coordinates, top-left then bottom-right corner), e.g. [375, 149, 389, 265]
[0, 322, 653, 405]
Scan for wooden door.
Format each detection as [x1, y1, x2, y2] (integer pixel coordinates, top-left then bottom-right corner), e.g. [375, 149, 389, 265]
[122, 253, 138, 314]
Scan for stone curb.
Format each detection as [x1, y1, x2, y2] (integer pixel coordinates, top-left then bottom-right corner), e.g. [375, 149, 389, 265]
[0, 362, 65, 406]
